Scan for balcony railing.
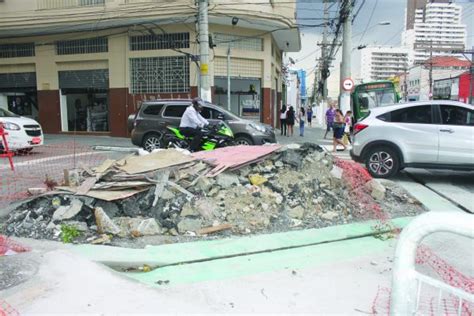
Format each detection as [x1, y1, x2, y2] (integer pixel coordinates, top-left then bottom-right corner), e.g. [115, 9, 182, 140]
[37, 0, 104, 10]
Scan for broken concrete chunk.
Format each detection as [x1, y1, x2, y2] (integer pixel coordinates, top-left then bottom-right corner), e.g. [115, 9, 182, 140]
[330, 165, 343, 180]
[288, 206, 305, 219]
[62, 220, 89, 232]
[281, 150, 302, 168]
[160, 189, 175, 200]
[365, 179, 386, 201]
[177, 218, 203, 233]
[216, 173, 240, 189]
[28, 188, 47, 196]
[134, 218, 161, 236]
[52, 199, 83, 221]
[195, 177, 214, 192]
[320, 211, 339, 221]
[180, 203, 200, 217]
[94, 207, 121, 235]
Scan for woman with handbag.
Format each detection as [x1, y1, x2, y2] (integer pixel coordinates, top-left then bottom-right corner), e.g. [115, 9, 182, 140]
[333, 109, 347, 152]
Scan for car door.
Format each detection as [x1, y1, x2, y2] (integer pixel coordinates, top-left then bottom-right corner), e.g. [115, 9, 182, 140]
[437, 104, 474, 165]
[386, 104, 439, 163]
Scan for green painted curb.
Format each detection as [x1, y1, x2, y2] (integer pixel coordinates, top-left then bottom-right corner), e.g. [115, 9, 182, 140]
[72, 216, 412, 268]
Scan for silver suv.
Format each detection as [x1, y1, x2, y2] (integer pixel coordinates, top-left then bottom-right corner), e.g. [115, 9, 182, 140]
[129, 100, 276, 151]
[350, 101, 474, 178]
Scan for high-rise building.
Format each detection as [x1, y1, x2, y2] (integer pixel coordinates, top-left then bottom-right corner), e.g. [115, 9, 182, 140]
[403, 0, 466, 65]
[360, 46, 410, 82]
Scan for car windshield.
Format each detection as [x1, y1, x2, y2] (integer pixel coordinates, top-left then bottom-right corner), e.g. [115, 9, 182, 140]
[0, 108, 20, 118]
[358, 89, 396, 111]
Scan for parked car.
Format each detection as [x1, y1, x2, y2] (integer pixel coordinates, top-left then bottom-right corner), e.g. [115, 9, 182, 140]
[350, 101, 474, 178]
[0, 108, 43, 154]
[129, 100, 276, 151]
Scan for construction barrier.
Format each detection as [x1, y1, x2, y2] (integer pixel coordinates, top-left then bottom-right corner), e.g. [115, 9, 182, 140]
[0, 123, 14, 171]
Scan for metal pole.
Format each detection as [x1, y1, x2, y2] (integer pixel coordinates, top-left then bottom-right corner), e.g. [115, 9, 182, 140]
[469, 48, 473, 105]
[428, 40, 433, 100]
[227, 45, 231, 111]
[339, 0, 352, 113]
[198, 0, 211, 101]
[322, 0, 329, 101]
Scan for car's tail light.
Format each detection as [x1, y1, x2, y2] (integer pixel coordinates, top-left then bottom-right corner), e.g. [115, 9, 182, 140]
[353, 123, 368, 135]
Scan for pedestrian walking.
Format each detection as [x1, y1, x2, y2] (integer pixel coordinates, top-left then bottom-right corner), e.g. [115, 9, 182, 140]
[306, 105, 313, 127]
[286, 106, 295, 137]
[333, 109, 347, 152]
[344, 110, 353, 145]
[297, 106, 306, 136]
[279, 105, 287, 136]
[324, 104, 336, 139]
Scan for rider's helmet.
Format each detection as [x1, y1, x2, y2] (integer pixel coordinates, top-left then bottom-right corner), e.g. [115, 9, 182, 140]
[192, 97, 203, 112]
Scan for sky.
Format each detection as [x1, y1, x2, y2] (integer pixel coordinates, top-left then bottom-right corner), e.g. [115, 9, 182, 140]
[287, 0, 474, 99]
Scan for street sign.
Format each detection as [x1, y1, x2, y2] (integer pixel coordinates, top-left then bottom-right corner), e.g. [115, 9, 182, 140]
[342, 78, 354, 91]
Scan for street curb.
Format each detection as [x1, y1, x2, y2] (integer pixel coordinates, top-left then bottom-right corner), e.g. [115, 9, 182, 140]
[71, 216, 413, 269]
[92, 146, 139, 153]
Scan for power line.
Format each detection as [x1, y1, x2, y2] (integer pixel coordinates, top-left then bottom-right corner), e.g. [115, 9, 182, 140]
[357, 0, 378, 44]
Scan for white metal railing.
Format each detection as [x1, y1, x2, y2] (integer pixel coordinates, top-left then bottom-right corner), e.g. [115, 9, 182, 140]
[390, 212, 474, 315]
[37, 0, 104, 10]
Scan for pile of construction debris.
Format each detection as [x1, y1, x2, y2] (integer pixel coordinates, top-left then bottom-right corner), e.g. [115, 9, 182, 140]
[1, 144, 426, 245]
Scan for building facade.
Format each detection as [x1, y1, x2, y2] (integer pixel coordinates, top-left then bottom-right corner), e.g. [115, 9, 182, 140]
[402, 0, 467, 65]
[433, 72, 473, 104]
[360, 46, 410, 83]
[406, 56, 470, 101]
[0, 0, 300, 137]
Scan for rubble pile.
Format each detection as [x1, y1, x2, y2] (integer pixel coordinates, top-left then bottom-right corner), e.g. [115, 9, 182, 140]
[1, 144, 426, 244]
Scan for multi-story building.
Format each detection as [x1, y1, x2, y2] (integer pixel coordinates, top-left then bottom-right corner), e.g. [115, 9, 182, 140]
[0, 0, 300, 136]
[360, 46, 410, 82]
[406, 56, 470, 101]
[402, 0, 467, 65]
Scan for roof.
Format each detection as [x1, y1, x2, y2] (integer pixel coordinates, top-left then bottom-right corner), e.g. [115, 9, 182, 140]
[424, 56, 471, 68]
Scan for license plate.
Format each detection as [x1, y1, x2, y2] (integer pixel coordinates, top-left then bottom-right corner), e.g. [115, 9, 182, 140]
[31, 137, 41, 144]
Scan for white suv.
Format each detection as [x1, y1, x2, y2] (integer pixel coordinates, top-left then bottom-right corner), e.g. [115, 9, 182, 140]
[0, 108, 44, 153]
[350, 101, 474, 178]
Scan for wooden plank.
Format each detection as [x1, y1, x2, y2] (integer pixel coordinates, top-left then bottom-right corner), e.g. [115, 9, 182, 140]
[75, 177, 97, 196]
[197, 223, 232, 235]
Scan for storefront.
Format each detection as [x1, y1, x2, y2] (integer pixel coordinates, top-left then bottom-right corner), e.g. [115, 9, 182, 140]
[214, 77, 261, 121]
[0, 72, 38, 121]
[58, 69, 109, 132]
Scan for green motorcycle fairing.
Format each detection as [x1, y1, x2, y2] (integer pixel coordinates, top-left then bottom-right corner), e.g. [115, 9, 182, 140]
[166, 126, 185, 139]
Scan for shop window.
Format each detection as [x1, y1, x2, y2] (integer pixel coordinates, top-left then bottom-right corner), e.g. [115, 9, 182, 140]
[0, 43, 35, 58]
[214, 77, 261, 120]
[129, 33, 190, 51]
[56, 37, 108, 55]
[214, 33, 263, 51]
[62, 89, 109, 132]
[130, 56, 190, 94]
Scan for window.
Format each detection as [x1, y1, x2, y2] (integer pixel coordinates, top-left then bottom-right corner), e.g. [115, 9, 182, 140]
[201, 107, 221, 119]
[56, 37, 108, 55]
[387, 105, 433, 124]
[0, 43, 35, 58]
[143, 104, 164, 116]
[163, 105, 187, 117]
[130, 56, 190, 94]
[440, 105, 474, 126]
[129, 33, 190, 51]
[214, 33, 263, 51]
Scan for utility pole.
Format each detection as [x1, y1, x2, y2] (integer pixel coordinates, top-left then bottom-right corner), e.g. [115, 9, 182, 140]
[321, 0, 329, 102]
[469, 48, 473, 105]
[198, 0, 211, 102]
[339, 0, 352, 113]
[428, 40, 433, 100]
[227, 46, 231, 111]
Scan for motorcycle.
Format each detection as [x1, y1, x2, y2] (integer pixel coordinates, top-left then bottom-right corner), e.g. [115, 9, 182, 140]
[162, 121, 234, 151]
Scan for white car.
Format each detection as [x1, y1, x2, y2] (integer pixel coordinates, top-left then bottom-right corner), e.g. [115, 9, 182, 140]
[0, 108, 44, 154]
[350, 101, 474, 178]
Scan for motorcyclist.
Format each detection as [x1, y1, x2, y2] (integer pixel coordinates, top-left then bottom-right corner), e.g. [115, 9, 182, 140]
[179, 97, 209, 152]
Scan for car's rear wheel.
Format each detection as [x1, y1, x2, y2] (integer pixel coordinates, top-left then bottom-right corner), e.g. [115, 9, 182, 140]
[234, 136, 253, 146]
[142, 133, 163, 152]
[365, 146, 400, 178]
